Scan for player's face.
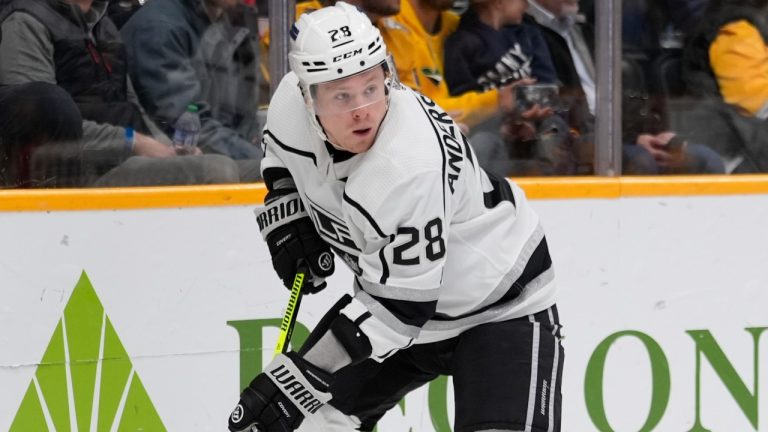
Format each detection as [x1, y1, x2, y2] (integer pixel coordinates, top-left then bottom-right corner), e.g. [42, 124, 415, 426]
[314, 67, 389, 154]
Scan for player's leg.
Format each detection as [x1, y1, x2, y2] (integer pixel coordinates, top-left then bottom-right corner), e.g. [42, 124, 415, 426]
[327, 341, 451, 431]
[452, 305, 564, 432]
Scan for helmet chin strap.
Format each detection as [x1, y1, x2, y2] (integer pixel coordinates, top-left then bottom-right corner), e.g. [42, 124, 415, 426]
[320, 119, 345, 151]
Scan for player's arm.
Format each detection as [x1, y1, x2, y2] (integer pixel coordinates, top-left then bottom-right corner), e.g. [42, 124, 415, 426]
[257, 131, 335, 294]
[229, 132, 339, 432]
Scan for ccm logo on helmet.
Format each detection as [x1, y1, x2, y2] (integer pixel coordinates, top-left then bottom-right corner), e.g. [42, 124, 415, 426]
[333, 48, 363, 63]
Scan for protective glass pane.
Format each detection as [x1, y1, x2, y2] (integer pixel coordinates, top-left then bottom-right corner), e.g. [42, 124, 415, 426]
[619, 0, 759, 175]
[0, 0, 267, 188]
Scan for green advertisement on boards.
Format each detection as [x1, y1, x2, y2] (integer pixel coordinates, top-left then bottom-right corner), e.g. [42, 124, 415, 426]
[10, 272, 165, 431]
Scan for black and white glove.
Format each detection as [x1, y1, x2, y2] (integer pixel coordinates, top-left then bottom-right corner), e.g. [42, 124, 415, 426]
[228, 352, 333, 432]
[255, 179, 335, 294]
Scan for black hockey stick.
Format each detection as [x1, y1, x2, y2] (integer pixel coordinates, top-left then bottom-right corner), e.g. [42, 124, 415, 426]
[274, 265, 307, 355]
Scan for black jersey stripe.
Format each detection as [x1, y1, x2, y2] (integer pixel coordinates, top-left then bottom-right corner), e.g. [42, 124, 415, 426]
[342, 194, 391, 283]
[431, 236, 553, 321]
[379, 242, 390, 285]
[514, 236, 553, 293]
[359, 282, 438, 328]
[264, 129, 317, 166]
[354, 282, 434, 331]
[355, 279, 437, 328]
[342, 192, 387, 238]
[413, 92, 447, 213]
[369, 295, 437, 328]
[461, 132, 476, 168]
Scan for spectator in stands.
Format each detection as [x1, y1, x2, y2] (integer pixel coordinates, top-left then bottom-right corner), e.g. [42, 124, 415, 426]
[622, 64, 725, 174]
[0, 82, 84, 187]
[445, 0, 541, 94]
[121, 0, 263, 180]
[0, 0, 82, 188]
[528, 0, 595, 113]
[501, 14, 559, 84]
[0, 0, 241, 187]
[381, 0, 515, 129]
[444, 0, 576, 176]
[682, 0, 768, 172]
[530, 0, 723, 174]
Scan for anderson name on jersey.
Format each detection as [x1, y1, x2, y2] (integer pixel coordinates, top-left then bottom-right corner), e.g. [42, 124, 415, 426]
[261, 72, 556, 361]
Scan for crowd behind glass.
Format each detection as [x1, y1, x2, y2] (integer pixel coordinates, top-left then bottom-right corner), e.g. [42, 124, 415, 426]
[0, 0, 766, 188]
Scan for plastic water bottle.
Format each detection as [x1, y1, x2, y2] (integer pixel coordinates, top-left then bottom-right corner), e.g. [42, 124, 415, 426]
[173, 104, 201, 154]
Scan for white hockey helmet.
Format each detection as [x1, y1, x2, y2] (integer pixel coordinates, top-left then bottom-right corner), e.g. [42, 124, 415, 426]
[289, 2, 387, 87]
[289, 2, 400, 140]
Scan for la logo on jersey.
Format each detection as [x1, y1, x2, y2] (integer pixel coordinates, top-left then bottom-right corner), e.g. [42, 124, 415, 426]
[304, 197, 362, 276]
[306, 200, 359, 253]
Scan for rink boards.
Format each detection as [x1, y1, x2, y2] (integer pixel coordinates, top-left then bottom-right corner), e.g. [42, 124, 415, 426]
[1, 177, 768, 431]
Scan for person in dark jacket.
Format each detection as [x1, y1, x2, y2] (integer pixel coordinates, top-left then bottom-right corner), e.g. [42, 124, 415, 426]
[0, 82, 84, 187]
[0, 0, 82, 187]
[121, 0, 263, 179]
[444, 4, 556, 95]
[0, 0, 241, 187]
[444, 0, 576, 176]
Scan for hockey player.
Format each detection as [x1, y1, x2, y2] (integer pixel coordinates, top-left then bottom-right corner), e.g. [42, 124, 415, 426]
[228, 3, 563, 431]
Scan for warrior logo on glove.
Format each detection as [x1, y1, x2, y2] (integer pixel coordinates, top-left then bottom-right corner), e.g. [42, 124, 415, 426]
[269, 363, 326, 414]
[317, 251, 334, 272]
[230, 404, 244, 423]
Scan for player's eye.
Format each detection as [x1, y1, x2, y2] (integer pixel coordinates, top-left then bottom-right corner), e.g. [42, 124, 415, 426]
[364, 85, 378, 96]
[333, 92, 351, 102]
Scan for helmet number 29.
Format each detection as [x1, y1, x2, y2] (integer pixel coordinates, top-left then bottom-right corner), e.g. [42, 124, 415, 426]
[328, 26, 352, 43]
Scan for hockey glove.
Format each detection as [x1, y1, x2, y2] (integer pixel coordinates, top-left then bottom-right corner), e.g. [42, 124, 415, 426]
[228, 352, 333, 432]
[256, 188, 335, 294]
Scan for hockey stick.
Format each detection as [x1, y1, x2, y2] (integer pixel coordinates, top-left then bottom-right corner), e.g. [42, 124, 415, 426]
[274, 265, 307, 355]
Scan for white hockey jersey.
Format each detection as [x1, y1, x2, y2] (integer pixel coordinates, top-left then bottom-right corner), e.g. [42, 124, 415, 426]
[262, 72, 557, 361]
